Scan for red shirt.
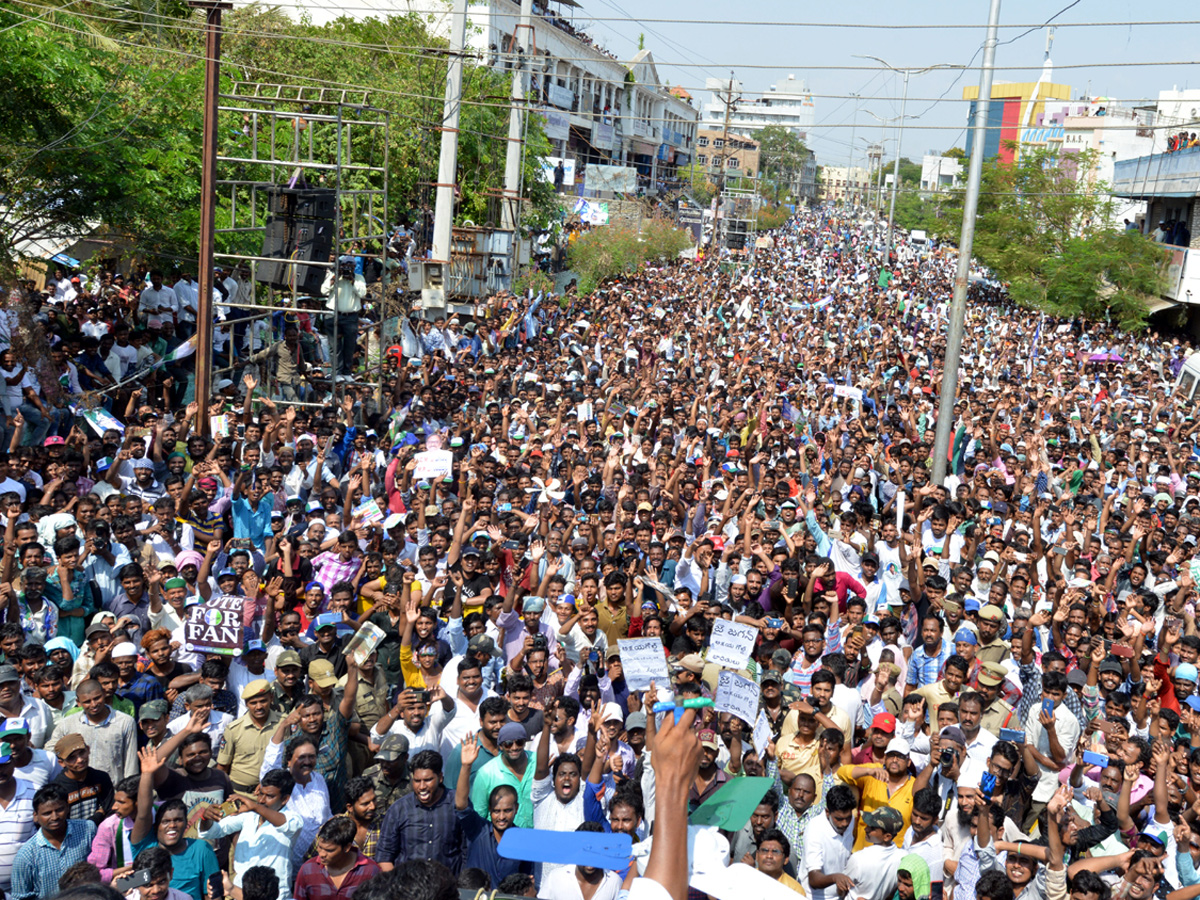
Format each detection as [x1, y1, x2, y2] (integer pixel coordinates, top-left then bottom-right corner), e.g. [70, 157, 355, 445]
[293, 851, 382, 900]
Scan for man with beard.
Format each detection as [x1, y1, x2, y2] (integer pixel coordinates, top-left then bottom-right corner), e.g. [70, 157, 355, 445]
[729, 789, 779, 866]
[362, 734, 412, 819]
[341, 775, 382, 858]
[837, 737, 919, 850]
[903, 787, 944, 900]
[376, 749, 465, 874]
[149, 710, 232, 819]
[268, 649, 307, 714]
[443, 697, 507, 798]
[470, 722, 534, 829]
[456, 732, 534, 888]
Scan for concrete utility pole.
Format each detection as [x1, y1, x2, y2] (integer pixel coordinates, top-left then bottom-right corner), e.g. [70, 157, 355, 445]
[501, 0, 534, 232]
[932, 0, 1003, 485]
[425, 0, 469, 317]
[714, 72, 740, 249]
[188, 0, 230, 438]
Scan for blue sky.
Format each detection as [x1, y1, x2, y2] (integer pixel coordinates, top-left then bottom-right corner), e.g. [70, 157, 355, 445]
[566, 0, 1200, 166]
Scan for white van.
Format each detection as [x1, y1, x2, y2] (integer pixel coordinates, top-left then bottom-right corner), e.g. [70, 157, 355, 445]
[1176, 352, 1200, 400]
[909, 229, 928, 245]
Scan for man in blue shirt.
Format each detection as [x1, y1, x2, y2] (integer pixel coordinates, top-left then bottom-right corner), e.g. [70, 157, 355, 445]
[11, 782, 97, 900]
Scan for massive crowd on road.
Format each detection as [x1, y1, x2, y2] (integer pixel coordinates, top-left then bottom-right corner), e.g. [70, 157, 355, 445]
[1, 206, 1199, 900]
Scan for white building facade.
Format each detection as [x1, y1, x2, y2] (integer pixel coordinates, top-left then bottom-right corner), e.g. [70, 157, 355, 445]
[701, 75, 815, 139]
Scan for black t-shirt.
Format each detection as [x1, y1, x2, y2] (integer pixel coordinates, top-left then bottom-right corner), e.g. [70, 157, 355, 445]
[448, 563, 492, 612]
[53, 768, 113, 824]
[300, 637, 349, 678]
[158, 765, 233, 820]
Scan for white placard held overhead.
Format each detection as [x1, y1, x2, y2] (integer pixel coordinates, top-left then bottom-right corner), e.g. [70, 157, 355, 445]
[617, 637, 671, 691]
[715, 671, 761, 725]
[706, 619, 758, 670]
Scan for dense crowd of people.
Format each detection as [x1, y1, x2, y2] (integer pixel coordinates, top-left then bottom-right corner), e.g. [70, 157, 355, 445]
[2, 206, 1199, 900]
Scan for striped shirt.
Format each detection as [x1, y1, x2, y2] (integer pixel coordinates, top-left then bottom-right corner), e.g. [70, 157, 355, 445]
[0, 778, 35, 892]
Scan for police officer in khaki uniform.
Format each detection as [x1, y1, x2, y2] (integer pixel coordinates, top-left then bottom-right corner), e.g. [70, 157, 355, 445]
[216, 679, 281, 793]
[975, 605, 1012, 666]
[977, 662, 1016, 736]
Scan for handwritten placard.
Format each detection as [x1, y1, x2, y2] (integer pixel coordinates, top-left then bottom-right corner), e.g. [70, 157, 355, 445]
[413, 448, 454, 481]
[706, 619, 758, 670]
[617, 637, 671, 691]
[715, 671, 761, 726]
[751, 709, 771, 759]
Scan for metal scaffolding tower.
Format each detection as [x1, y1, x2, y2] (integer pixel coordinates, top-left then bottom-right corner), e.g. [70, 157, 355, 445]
[210, 81, 393, 406]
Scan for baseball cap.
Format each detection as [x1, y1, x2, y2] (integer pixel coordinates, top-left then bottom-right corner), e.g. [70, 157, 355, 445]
[862, 805, 904, 835]
[55, 732, 87, 760]
[138, 699, 170, 721]
[0, 667, 19, 685]
[940, 726, 967, 747]
[885, 737, 911, 756]
[498, 722, 529, 745]
[698, 729, 720, 749]
[871, 712, 897, 733]
[771, 649, 793, 667]
[0, 718, 29, 738]
[1099, 659, 1125, 676]
[468, 634, 502, 658]
[953, 628, 978, 645]
[625, 712, 647, 731]
[375, 734, 410, 760]
[241, 679, 271, 700]
[277, 650, 303, 669]
[600, 702, 624, 723]
[308, 659, 338, 688]
[761, 670, 783, 685]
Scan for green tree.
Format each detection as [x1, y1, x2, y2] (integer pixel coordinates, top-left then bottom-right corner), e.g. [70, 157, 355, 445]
[753, 125, 808, 201]
[677, 162, 715, 204]
[0, 7, 203, 268]
[943, 147, 1163, 330]
[944, 147, 966, 159]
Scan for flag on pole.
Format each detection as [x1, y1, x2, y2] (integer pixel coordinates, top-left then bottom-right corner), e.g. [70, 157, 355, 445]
[781, 397, 801, 425]
[164, 334, 198, 363]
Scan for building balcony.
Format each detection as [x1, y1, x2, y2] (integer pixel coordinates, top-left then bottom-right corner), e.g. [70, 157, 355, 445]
[1113, 145, 1200, 199]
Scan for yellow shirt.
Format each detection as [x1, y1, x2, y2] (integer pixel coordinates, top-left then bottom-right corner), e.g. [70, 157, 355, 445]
[399, 644, 432, 689]
[836, 763, 915, 851]
[777, 712, 822, 782]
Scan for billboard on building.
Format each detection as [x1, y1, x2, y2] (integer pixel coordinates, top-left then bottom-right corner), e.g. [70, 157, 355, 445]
[539, 108, 570, 142]
[593, 120, 615, 150]
[588, 165, 638, 193]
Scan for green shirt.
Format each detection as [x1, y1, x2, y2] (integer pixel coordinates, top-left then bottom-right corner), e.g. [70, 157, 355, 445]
[469, 752, 535, 829]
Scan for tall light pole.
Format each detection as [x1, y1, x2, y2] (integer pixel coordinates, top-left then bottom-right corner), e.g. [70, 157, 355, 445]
[932, 0, 1003, 485]
[846, 93, 860, 207]
[854, 57, 957, 259]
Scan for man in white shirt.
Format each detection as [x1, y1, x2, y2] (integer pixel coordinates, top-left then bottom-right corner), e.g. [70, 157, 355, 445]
[843, 805, 904, 900]
[804, 783, 858, 900]
[369, 687, 456, 755]
[322, 258, 366, 380]
[1023, 670, 1080, 830]
[172, 273, 199, 336]
[137, 271, 177, 324]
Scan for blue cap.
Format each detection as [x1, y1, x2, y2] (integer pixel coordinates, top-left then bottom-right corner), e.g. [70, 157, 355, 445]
[313, 613, 341, 632]
[244, 639, 266, 654]
[1176, 663, 1199, 684]
[217, 568, 237, 579]
[964, 598, 981, 613]
[954, 628, 978, 645]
